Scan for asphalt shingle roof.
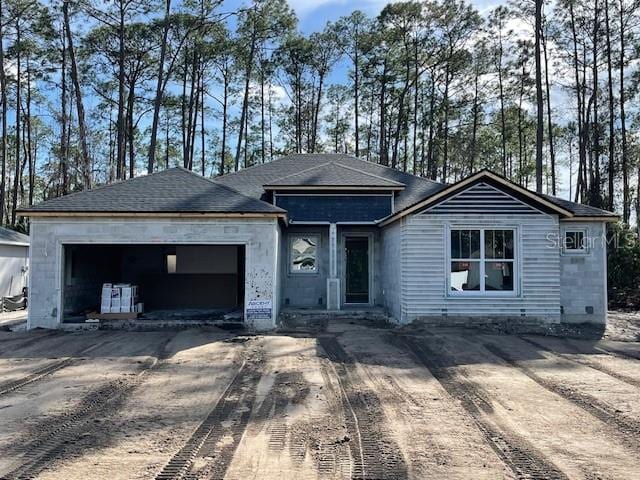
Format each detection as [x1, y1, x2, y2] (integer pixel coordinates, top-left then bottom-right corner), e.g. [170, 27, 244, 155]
[264, 161, 405, 188]
[20, 167, 284, 214]
[215, 154, 445, 212]
[540, 194, 618, 218]
[0, 226, 29, 246]
[18, 154, 616, 220]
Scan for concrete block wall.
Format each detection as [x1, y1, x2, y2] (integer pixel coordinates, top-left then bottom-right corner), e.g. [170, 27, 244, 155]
[280, 226, 329, 308]
[28, 217, 280, 331]
[559, 221, 608, 324]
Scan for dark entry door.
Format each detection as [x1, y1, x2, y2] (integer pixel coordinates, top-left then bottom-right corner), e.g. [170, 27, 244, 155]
[345, 237, 369, 304]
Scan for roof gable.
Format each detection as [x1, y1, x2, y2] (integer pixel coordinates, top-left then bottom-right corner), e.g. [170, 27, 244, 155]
[214, 154, 445, 210]
[20, 167, 285, 216]
[380, 170, 576, 225]
[264, 162, 405, 189]
[424, 182, 544, 215]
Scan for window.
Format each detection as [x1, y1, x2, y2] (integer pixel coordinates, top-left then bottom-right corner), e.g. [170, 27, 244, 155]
[449, 228, 516, 294]
[563, 230, 586, 253]
[290, 236, 319, 273]
[166, 254, 177, 274]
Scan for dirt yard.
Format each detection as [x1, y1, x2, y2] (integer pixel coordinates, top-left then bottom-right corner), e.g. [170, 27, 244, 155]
[1, 320, 640, 479]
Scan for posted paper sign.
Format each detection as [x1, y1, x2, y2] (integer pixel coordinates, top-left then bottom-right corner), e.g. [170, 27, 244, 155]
[246, 299, 272, 321]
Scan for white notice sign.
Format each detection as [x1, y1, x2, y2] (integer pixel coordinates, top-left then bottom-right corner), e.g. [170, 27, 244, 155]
[246, 299, 272, 321]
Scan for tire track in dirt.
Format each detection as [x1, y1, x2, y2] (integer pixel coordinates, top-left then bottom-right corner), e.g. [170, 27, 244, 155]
[249, 371, 310, 452]
[0, 338, 172, 480]
[318, 335, 408, 480]
[520, 336, 640, 389]
[593, 345, 640, 361]
[155, 350, 263, 480]
[483, 342, 640, 454]
[286, 362, 352, 479]
[0, 339, 113, 397]
[394, 334, 568, 480]
[348, 342, 453, 478]
[0, 331, 58, 351]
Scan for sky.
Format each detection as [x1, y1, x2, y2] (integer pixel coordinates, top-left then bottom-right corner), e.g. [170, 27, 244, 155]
[277, 0, 576, 199]
[286, 0, 504, 28]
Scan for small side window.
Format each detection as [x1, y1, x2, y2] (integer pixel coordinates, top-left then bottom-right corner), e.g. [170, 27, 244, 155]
[166, 254, 177, 273]
[563, 230, 587, 253]
[290, 236, 319, 273]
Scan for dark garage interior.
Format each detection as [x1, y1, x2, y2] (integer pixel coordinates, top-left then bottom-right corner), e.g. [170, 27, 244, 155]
[61, 244, 245, 322]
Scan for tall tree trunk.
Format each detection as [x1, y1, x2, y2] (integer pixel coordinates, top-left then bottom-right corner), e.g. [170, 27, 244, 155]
[184, 51, 198, 170]
[200, 69, 205, 175]
[127, 84, 135, 179]
[181, 60, 188, 165]
[619, 0, 629, 223]
[542, 27, 556, 195]
[354, 37, 359, 157]
[442, 65, 450, 183]
[268, 84, 274, 161]
[470, 65, 479, 174]
[164, 110, 169, 170]
[497, 27, 507, 176]
[64, 0, 91, 189]
[604, 0, 615, 212]
[108, 105, 115, 182]
[25, 56, 33, 206]
[590, 0, 601, 207]
[579, 44, 589, 200]
[426, 78, 436, 180]
[518, 62, 525, 184]
[189, 59, 201, 171]
[219, 73, 228, 176]
[311, 73, 325, 153]
[11, 20, 21, 226]
[378, 59, 388, 166]
[148, 0, 171, 173]
[534, 0, 544, 193]
[0, 0, 7, 223]
[116, 1, 126, 180]
[569, 1, 584, 202]
[234, 25, 257, 171]
[391, 83, 409, 169]
[260, 62, 265, 162]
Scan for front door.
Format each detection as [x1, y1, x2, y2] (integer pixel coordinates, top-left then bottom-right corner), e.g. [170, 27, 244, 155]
[345, 237, 369, 304]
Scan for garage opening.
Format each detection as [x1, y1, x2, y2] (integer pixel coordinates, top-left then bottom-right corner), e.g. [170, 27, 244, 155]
[61, 244, 245, 323]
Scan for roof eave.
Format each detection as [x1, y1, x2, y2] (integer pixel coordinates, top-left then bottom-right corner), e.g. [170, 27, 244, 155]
[561, 216, 619, 222]
[0, 241, 29, 247]
[19, 211, 287, 219]
[264, 185, 405, 191]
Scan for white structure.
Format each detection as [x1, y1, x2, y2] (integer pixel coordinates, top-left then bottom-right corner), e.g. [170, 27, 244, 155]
[0, 227, 29, 298]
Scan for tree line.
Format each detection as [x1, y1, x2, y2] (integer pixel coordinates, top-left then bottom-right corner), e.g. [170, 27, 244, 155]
[0, 0, 639, 230]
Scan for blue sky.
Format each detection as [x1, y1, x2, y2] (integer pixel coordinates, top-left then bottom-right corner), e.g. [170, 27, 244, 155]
[285, 0, 504, 29]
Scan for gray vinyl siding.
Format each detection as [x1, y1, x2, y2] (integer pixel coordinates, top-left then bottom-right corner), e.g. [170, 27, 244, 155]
[428, 182, 541, 215]
[380, 221, 403, 321]
[400, 211, 562, 323]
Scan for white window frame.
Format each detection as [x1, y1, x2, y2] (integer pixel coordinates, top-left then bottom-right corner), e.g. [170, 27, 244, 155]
[447, 226, 519, 297]
[289, 234, 320, 274]
[561, 227, 589, 255]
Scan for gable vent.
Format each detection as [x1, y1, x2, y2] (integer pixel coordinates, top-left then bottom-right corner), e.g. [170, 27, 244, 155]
[425, 182, 541, 215]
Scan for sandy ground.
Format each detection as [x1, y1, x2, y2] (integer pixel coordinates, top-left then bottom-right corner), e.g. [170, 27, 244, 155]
[0, 321, 639, 479]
